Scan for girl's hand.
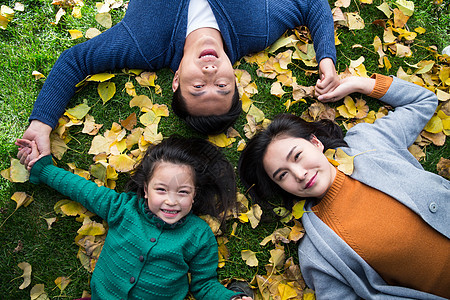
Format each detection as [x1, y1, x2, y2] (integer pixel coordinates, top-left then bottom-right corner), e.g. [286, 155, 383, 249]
[15, 139, 41, 171]
[317, 76, 376, 103]
[16, 120, 51, 166]
[315, 58, 339, 97]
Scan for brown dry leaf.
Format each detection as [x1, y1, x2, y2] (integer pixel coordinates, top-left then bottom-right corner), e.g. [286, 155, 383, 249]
[13, 240, 23, 253]
[421, 131, 445, 146]
[108, 154, 136, 172]
[199, 215, 222, 236]
[437, 157, 450, 179]
[393, 8, 409, 28]
[120, 113, 137, 131]
[260, 227, 291, 246]
[241, 249, 258, 267]
[408, 144, 425, 161]
[288, 219, 305, 242]
[1, 158, 29, 183]
[18, 262, 32, 289]
[11, 192, 33, 210]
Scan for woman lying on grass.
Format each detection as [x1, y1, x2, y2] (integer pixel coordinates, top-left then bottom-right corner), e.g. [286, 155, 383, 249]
[17, 136, 253, 300]
[239, 74, 450, 299]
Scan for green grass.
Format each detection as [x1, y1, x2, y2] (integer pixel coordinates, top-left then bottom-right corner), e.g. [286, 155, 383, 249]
[0, 0, 449, 298]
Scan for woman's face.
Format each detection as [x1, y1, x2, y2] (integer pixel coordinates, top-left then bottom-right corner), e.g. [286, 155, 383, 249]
[263, 136, 336, 199]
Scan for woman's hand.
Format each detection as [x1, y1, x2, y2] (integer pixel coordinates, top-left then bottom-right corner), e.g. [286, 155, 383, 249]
[318, 76, 376, 102]
[315, 58, 339, 97]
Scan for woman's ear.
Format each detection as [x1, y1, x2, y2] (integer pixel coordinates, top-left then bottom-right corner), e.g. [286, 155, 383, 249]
[310, 135, 324, 152]
[143, 184, 148, 199]
[172, 71, 179, 92]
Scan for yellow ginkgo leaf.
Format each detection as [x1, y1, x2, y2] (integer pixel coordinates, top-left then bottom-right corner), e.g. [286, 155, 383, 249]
[393, 8, 409, 28]
[241, 93, 253, 113]
[87, 73, 115, 82]
[95, 12, 112, 28]
[60, 200, 87, 216]
[292, 200, 306, 219]
[269, 248, 285, 269]
[238, 212, 249, 223]
[414, 27, 426, 34]
[335, 148, 357, 175]
[50, 132, 69, 160]
[11, 192, 33, 210]
[18, 262, 32, 289]
[424, 115, 443, 133]
[32, 71, 45, 80]
[1, 159, 29, 183]
[152, 104, 169, 117]
[45, 217, 57, 230]
[395, 0, 414, 16]
[278, 282, 297, 300]
[246, 204, 262, 229]
[135, 71, 157, 87]
[108, 154, 136, 172]
[241, 250, 258, 267]
[72, 6, 82, 18]
[271, 82, 286, 98]
[77, 220, 106, 236]
[30, 283, 49, 300]
[54, 277, 71, 292]
[288, 219, 305, 242]
[65, 103, 91, 120]
[68, 29, 83, 39]
[130, 95, 153, 111]
[82, 114, 103, 135]
[208, 133, 236, 148]
[346, 12, 365, 30]
[98, 81, 116, 104]
[85, 27, 102, 39]
[88, 135, 111, 155]
[248, 104, 265, 123]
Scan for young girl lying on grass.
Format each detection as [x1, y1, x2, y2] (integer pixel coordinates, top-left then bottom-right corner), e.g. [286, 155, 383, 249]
[16, 135, 253, 300]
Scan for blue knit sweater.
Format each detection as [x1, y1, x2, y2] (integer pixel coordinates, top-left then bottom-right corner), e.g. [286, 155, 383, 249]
[30, 156, 240, 300]
[29, 0, 336, 128]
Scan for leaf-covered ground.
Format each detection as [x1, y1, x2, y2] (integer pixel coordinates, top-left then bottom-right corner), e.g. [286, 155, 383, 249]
[0, 0, 449, 299]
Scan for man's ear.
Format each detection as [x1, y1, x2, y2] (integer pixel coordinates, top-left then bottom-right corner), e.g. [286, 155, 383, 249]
[310, 134, 324, 152]
[172, 70, 179, 92]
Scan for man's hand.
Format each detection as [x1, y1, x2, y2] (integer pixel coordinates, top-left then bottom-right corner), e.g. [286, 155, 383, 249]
[315, 58, 339, 97]
[16, 120, 52, 168]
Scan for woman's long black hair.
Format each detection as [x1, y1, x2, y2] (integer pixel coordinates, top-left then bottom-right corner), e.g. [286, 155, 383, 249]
[238, 114, 347, 209]
[127, 135, 237, 227]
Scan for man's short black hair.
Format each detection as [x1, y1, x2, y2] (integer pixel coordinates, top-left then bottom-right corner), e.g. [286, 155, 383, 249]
[172, 84, 242, 135]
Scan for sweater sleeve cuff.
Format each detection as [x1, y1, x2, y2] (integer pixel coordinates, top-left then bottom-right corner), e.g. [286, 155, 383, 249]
[29, 155, 54, 184]
[367, 74, 393, 99]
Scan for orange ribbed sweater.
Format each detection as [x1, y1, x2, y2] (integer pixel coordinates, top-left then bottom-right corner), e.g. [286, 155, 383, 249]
[313, 170, 450, 298]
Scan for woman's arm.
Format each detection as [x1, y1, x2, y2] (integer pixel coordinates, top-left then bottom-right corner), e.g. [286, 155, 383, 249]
[319, 74, 438, 148]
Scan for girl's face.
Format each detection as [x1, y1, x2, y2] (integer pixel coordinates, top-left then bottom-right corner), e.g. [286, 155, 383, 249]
[144, 162, 196, 224]
[263, 136, 336, 199]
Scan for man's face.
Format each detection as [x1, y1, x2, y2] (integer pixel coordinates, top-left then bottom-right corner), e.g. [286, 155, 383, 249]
[172, 35, 236, 116]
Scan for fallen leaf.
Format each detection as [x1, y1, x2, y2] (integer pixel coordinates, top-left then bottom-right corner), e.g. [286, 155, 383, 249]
[1, 158, 29, 183]
[437, 157, 450, 179]
[68, 29, 83, 39]
[98, 81, 116, 104]
[95, 12, 112, 28]
[108, 154, 136, 172]
[241, 250, 258, 267]
[32, 71, 45, 80]
[85, 27, 102, 39]
[18, 262, 32, 289]
[54, 276, 71, 291]
[11, 192, 33, 209]
[30, 283, 49, 300]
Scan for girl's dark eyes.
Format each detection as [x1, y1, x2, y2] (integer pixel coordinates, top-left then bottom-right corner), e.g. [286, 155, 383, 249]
[294, 152, 301, 160]
[156, 188, 166, 192]
[278, 172, 287, 181]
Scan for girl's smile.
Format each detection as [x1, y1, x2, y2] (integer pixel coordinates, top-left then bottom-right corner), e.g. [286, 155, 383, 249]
[263, 135, 336, 199]
[144, 162, 196, 224]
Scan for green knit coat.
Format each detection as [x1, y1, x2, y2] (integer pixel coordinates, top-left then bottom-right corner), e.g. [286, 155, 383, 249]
[30, 155, 239, 300]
